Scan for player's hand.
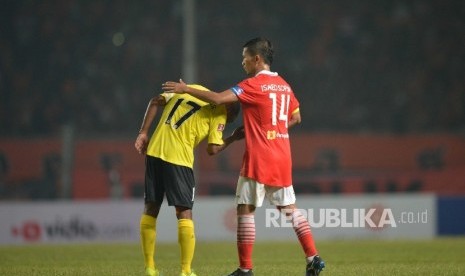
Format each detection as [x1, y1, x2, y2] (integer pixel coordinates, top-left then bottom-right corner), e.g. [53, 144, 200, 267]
[231, 125, 245, 140]
[135, 133, 149, 155]
[162, 79, 187, 94]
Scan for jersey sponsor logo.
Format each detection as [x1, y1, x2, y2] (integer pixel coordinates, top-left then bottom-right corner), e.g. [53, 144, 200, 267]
[267, 130, 276, 140]
[267, 130, 289, 140]
[217, 124, 225, 131]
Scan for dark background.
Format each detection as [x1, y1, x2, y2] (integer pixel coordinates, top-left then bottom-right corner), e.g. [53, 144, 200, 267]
[1, 0, 464, 137]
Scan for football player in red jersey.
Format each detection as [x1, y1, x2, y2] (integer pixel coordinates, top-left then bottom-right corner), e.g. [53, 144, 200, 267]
[162, 37, 325, 276]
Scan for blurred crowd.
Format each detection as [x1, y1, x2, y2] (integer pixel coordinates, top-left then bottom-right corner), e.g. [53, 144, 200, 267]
[1, 0, 464, 136]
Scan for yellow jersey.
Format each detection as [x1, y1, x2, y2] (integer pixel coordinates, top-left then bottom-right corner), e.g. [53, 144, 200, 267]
[146, 85, 227, 168]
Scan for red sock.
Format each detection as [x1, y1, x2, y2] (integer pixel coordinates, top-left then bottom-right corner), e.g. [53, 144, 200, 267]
[237, 214, 255, 270]
[292, 209, 318, 257]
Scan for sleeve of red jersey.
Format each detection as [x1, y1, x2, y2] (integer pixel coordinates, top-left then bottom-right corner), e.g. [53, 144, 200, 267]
[231, 79, 255, 104]
[290, 92, 300, 114]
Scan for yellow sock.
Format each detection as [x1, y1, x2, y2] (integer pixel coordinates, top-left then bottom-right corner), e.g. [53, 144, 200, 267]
[140, 214, 157, 269]
[178, 219, 195, 274]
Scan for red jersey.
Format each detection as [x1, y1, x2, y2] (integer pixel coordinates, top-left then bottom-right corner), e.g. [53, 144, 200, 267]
[230, 70, 300, 187]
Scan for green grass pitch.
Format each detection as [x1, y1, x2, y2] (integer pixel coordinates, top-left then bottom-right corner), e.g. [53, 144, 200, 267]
[1, 238, 464, 275]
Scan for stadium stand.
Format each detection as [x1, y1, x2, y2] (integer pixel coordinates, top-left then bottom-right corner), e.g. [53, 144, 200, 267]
[1, 0, 464, 135]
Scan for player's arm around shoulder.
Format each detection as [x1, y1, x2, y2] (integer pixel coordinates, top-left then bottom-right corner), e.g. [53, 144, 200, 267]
[162, 79, 238, 105]
[135, 95, 167, 155]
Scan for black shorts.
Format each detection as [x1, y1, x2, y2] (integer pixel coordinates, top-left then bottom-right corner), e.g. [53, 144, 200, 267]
[144, 156, 196, 209]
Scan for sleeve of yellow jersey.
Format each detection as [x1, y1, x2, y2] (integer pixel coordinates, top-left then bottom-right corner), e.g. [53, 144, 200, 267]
[161, 92, 175, 102]
[207, 105, 227, 145]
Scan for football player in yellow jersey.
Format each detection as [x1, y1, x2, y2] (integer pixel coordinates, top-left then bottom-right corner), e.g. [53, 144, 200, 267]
[135, 84, 242, 276]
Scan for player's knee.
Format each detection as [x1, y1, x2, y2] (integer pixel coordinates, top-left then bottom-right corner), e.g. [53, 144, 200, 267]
[144, 202, 161, 217]
[277, 204, 296, 215]
[175, 206, 192, 219]
[237, 204, 256, 215]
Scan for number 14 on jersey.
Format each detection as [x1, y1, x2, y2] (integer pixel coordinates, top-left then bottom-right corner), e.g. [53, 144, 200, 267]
[269, 92, 291, 128]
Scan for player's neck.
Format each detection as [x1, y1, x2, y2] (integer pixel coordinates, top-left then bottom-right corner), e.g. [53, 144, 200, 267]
[253, 64, 271, 76]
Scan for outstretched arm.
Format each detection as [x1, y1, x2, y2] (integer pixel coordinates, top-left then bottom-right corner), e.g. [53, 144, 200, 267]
[134, 95, 166, 155]
[207, 126, 245, 155]
[162, 79, 238, 105]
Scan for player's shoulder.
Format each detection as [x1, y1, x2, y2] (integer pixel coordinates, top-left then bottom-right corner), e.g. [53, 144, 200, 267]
[187, 84, 213, 104]
[187, 84, 210, 91]
[239, 75, 262, 88]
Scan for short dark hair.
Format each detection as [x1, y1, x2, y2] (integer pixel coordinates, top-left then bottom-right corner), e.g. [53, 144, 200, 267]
[243, 37, 274, 65]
